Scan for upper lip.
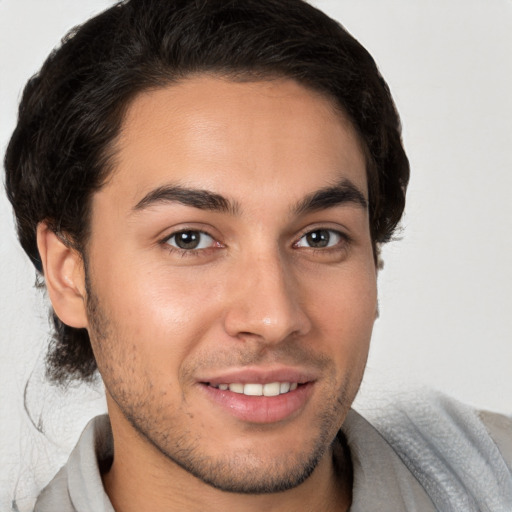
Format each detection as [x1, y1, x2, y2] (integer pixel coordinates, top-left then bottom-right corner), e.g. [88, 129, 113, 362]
[198, 366, 319, 386]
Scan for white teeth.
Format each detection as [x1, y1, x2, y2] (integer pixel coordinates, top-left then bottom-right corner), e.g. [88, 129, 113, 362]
[279, 382, 291, 394]
[215, 382, 299, 396]
[263, 382, 280, 397]
[229, 383, 244, 393]
[244, 383, 263, 396]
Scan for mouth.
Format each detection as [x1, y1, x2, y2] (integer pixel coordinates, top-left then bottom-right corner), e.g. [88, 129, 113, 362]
[198, 371, 315, 423]
[207, 381, 299, 396]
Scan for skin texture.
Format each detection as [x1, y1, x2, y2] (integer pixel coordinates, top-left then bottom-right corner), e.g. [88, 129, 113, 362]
[38, 76, 378, 511]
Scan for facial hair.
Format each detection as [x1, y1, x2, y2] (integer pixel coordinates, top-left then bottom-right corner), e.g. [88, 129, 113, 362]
[85, 272, 360, 494]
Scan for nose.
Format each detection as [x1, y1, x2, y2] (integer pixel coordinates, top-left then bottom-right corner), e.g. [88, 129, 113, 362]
[222, 250, 312, 345]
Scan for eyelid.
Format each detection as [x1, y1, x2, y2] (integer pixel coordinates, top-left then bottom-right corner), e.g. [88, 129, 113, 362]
[157, 222, 220, 244]
[293, 224, 351, 245]
[294, 229, 343, 249]
[155, 223, 222, 258]
[165, 230, 216, 251]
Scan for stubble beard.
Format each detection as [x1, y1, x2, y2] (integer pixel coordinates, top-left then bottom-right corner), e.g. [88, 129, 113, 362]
[85, 274, 358, 495]
[118, 386, 348, 495]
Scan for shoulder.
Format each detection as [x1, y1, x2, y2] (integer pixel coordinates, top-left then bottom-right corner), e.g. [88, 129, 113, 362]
[362, 390, 512, 511]
[34, 414, 114, 512]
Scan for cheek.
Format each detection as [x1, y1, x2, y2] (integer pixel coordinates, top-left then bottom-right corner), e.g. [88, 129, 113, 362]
[314, 271, 376, 400]
[93, 262, 227, 362]
[306, 262, 377, 352]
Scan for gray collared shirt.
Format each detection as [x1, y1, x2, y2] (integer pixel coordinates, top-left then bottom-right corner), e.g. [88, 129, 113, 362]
[34, 394, 512, 511]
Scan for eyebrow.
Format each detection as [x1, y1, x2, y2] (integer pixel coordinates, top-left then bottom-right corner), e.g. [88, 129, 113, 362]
[132, 178, 367, 217]
[293, 179, 368, 215]
[132, 185, 240, 215]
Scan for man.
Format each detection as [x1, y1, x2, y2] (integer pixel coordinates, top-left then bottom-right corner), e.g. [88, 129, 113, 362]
[4, 0, 512, 510]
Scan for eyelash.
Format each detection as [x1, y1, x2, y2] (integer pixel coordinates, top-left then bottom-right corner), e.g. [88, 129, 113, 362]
[160, 227, 351, 258]
[294, 228, 350, 252]
[162, 230, 220, 258]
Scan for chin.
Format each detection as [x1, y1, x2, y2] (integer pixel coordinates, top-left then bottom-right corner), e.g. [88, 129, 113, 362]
[167, 440, 331, 494]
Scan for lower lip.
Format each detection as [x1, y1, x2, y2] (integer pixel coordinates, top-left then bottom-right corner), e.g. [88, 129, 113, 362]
[200, 383, 314, 424]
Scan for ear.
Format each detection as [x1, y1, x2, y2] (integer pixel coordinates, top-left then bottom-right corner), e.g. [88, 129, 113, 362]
[36, 222, 88, 329]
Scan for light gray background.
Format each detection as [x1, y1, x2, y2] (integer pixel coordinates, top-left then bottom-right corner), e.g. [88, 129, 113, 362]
[1, 0, 511, 509]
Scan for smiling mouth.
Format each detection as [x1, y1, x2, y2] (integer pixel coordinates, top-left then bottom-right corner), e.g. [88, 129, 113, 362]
[202, 379, 314, 423]
[207, 382, 300, 396]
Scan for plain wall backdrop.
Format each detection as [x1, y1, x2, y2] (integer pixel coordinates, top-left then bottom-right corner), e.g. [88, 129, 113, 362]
[1, 0, 511, 509]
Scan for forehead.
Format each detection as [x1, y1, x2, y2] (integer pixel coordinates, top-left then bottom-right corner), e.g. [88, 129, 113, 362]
[100, 75, 367, 211]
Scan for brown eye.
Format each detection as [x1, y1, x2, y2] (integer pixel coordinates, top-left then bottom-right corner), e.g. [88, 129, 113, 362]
[166, 230, 214, 250]
[296, 229, 342, 249]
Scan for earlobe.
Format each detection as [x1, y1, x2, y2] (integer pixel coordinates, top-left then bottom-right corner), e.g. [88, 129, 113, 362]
[36, 223, 88, 329]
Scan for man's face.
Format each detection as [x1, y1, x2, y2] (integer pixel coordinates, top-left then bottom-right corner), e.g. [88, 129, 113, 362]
[85, 76, 377, 492]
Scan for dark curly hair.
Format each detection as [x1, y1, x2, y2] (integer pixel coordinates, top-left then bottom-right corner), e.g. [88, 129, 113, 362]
[4, 0, 409, 384]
